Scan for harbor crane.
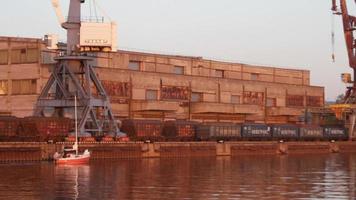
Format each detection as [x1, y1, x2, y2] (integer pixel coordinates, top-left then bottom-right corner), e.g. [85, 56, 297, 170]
[331, 0, 356, 139]
[35, 0, 121, 137]
[332, 0, 356, 104]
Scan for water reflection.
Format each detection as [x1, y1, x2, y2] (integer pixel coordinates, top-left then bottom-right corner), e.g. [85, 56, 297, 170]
[0, 154, 355, 199]
[54, 165, 90, 199]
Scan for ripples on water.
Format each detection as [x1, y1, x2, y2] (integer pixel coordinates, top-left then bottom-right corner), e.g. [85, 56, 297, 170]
[0, 154, 355, 199]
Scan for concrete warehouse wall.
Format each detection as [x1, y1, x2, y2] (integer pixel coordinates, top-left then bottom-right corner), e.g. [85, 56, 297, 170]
[0, 36, 324, 124]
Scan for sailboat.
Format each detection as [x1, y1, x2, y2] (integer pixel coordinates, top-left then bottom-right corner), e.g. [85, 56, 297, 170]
[54, 95, 91, 164]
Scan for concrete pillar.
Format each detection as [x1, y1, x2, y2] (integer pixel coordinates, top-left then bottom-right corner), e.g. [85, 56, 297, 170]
[329, 142, 339, 153]
[216, 143, 231, 156]
[142, 143, 160, 158]
[278, 143, 288, 154]
[40, 143, 57, 160]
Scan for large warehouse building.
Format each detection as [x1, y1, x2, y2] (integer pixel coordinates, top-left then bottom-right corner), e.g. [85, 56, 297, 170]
[0, 36, 324, 124]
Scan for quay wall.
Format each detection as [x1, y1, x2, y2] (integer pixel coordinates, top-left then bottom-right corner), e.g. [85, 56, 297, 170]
[0, 142, 356, 162]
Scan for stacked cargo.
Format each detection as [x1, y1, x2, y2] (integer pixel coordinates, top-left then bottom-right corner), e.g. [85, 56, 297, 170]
[121, 119, 163, 141]
[162, 120, 196, 141]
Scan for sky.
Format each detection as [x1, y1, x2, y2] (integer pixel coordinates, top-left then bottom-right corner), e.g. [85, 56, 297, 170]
[1, 0, 355, 101]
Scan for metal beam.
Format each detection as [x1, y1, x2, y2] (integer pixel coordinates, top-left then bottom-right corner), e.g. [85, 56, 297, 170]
[35, 57, 120, 136]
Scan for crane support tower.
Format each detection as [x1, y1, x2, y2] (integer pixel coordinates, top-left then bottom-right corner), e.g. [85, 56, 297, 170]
[35, 0, 121, 137]
[332, 0, 356, 103]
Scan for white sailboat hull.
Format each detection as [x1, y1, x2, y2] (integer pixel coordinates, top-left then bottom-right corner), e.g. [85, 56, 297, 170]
[55, 150, 91, 165]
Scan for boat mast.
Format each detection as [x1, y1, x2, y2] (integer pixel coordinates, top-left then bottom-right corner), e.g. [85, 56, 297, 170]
[75, 95, 78, 156]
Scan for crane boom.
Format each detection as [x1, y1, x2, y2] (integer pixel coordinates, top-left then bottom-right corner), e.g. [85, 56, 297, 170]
[51, 0, 65, 25]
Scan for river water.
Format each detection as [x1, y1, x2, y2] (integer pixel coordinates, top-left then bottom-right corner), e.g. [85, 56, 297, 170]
[0, 154, 355, 199]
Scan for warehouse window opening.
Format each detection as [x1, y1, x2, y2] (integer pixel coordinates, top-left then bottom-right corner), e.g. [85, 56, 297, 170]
[12, 79, 37, 95]
[307, 96, 323, 107]
[231, 95, 241, 104]
[174, 66, 184, 75]
[216, 70, 224, 78]
[11, 48, 39, 64]
[251, 73, 259, 81]
[0, 80, 8, 95]
[286, 95, 304, 107]
[26, 48, 39, 63]
[128, 61, 140, 71]
[267, 98, 276, 107]
[191, 92, 202, 102]
[0, 50, 8, 65]
[146, 90, 158, 100]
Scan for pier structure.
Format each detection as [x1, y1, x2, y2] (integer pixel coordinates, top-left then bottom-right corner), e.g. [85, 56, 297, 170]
[0, 141, 356, 162]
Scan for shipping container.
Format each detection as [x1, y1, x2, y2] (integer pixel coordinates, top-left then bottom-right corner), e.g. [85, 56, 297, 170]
[242, 124, 272, 139]
[272, 125, 299, 140]
[323, 126, 348, 141]
[121, 119, 163, 141]
[299, 126, 324, 140]
[162, 120, 197, 141]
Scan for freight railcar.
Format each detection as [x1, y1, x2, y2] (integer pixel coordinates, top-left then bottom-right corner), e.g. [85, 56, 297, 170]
[271, 125, 299, 140]
[0, 116, 350, 142]
[162, 120, 197, 141]
[0, 117, 73, 142]
[0, 116, 20, 141]
[21, 117, 73, 142]
[17, 119, 41, 141]
[121, 119, 163, 141]
[299, 126, 324, 141]
[242, 124, 272, 140]
[322, 126, 348, 141]
[196, 123, 242, 141]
